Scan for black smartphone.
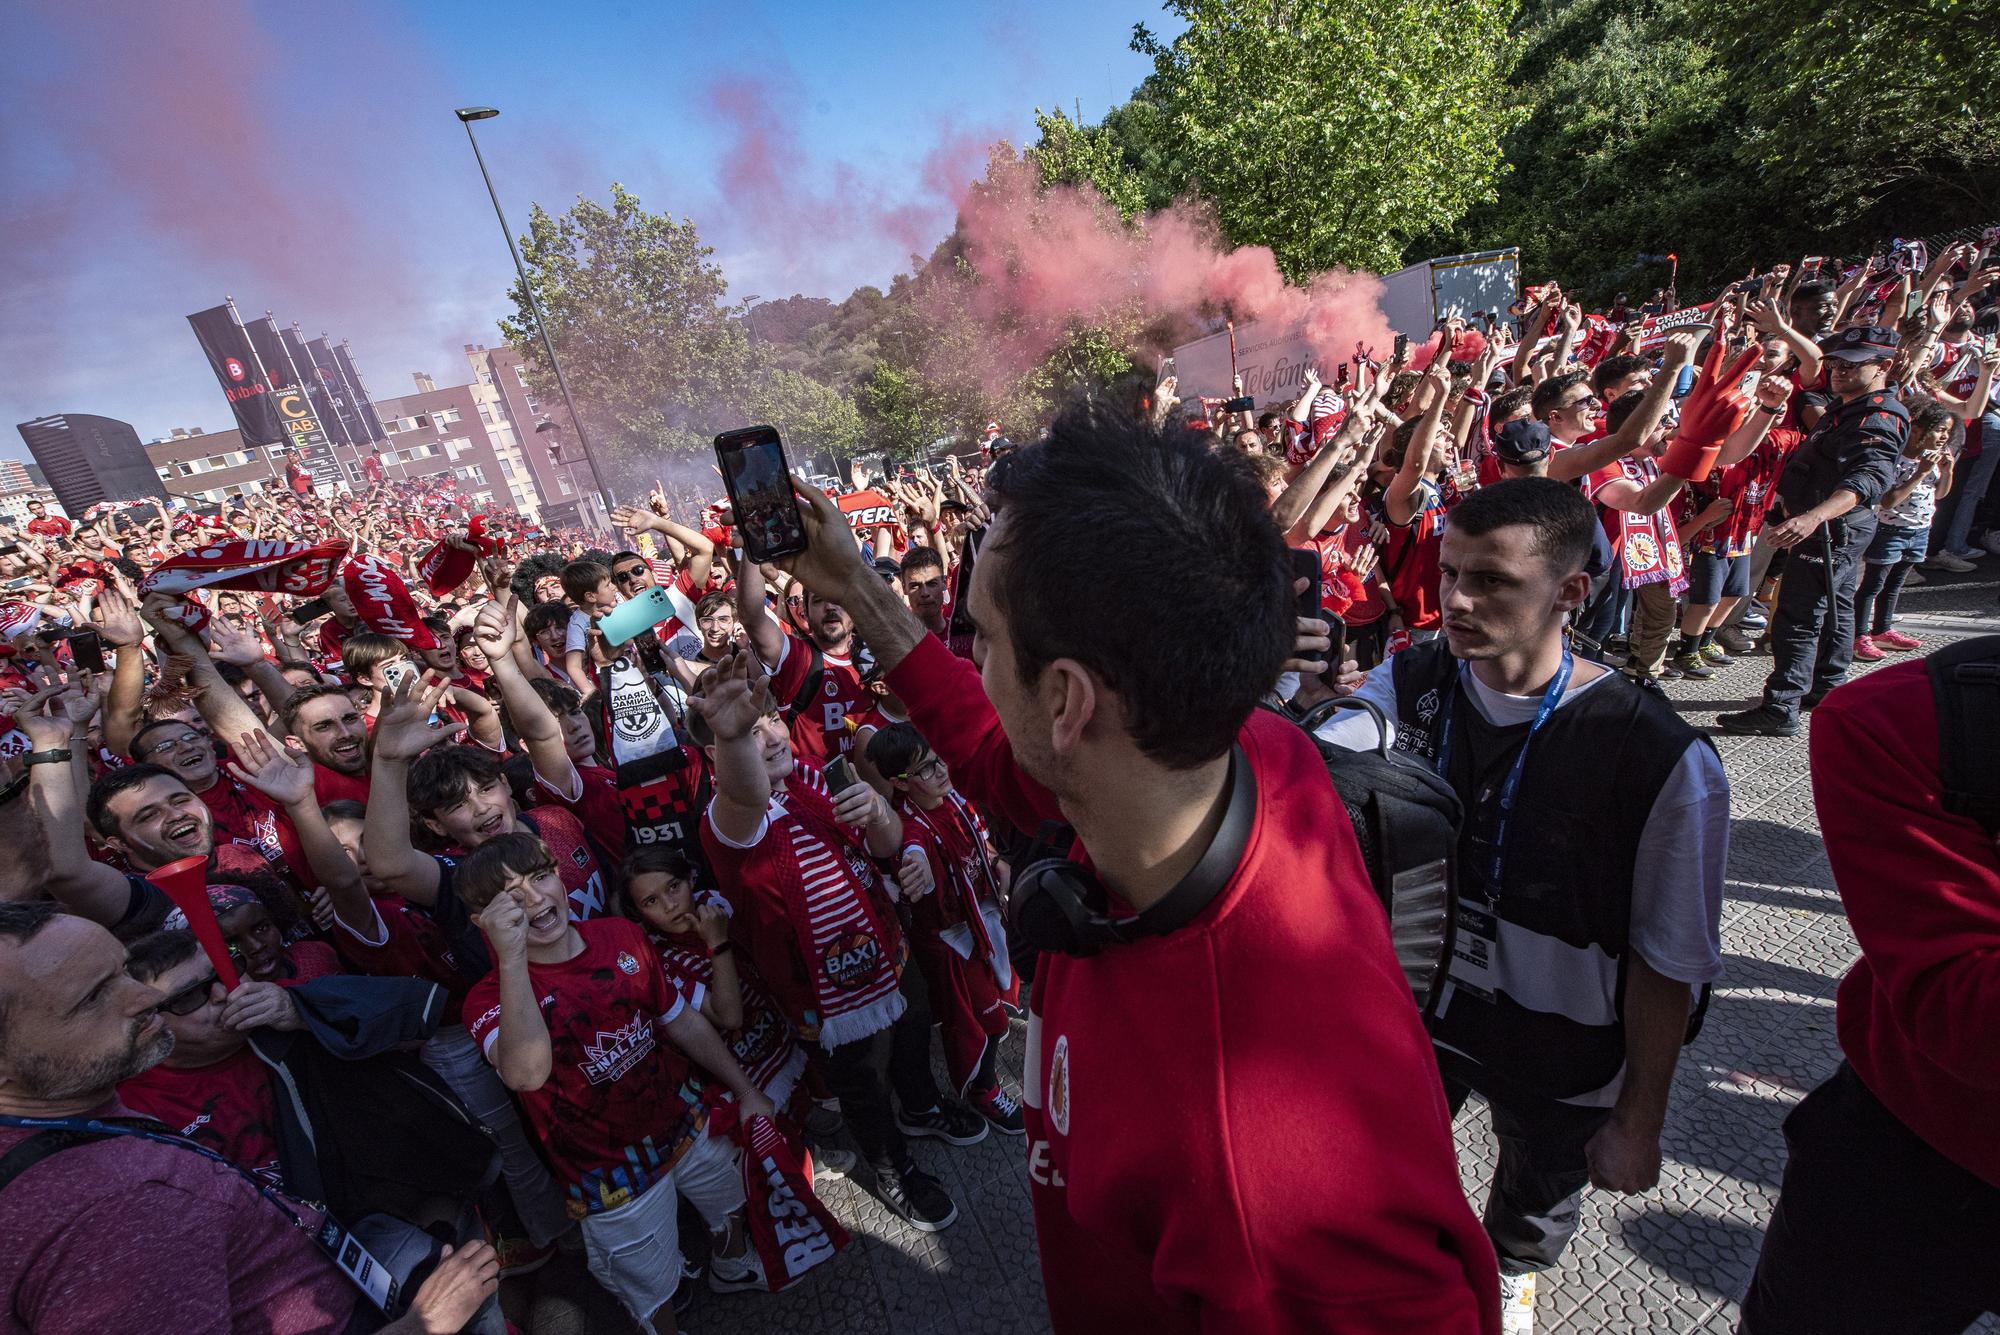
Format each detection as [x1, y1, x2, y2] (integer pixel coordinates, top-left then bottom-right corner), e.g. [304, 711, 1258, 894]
[1393, 332, 1409, 362]
[1221, 395, 1256, 413]
[68, 627, 105, 673]
[1288, 548, 1322, 622]
[1328, 614, 1349, 669]
[286, 596, 333, 625]
[946, 526, 980, 658]
[824, 756, 859, 795]
[714, 425, 808, 563]
[0, 543, 18, 557]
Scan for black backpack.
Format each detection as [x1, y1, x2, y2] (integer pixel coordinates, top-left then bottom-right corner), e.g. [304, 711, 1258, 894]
[1291, 696, 1461, 1027]
[1928, 634, 2000, 837]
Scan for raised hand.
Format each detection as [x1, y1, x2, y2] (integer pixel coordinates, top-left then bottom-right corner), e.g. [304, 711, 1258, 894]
[473, 892, 529, 962]
[610, 503, 656, 533]
[372, 671, 468, 761]
[225, 730, 316, 808]
[207, 618, 267, 668]
[472, 594, 519, 659]
[686, 646, 774, 744]
[95, 581, 145, 649]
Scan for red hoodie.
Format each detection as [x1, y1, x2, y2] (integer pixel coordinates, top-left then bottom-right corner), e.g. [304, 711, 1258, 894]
[888, 633, 1497, 1334]
[1811, 658, 2000, 1188]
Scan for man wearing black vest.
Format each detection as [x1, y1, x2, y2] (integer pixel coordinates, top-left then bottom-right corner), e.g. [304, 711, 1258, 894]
[1320, 478, 1727, 1334]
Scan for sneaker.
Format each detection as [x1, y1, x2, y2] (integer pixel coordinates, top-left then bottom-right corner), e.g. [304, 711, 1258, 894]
[1715, 625, 1753, 656]
[1903, 566, 1925, 585]
[1983, 533, 2000, 556]
[708, 1247, 766, 1295]
[1699, 642, 1735, 666]
[896, 1101, 989, 1147]
[491, 1235, 555, 1278]
[1624, 672, 1669, 698]
[1852, 634, 1885, 662]
[873, 1161, 958, 1232]
[1926, 552, 1978, 573]
[1874, 629, 1922, 651]
[810, 1142, 858, 1179]
[674, 1258, 701, 1315]
[969, 1084, 1026, 1136]
[1715, 704, 1799, 737]
[1739, 607, 1769, 631]
[1500, 1271, 1536, 1335]
[1672, 651, 1715, 679]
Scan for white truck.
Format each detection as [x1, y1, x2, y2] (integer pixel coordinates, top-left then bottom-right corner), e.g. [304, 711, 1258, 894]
[1168, 248, 1522, 405]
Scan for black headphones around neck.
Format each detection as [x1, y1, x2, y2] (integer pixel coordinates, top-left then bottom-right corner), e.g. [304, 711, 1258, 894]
[1009, 744, 1257, 959]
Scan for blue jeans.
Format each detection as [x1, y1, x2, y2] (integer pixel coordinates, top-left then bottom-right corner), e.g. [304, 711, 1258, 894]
[1935, 412, 2000, 554]
[422, 1024, 573, 1247]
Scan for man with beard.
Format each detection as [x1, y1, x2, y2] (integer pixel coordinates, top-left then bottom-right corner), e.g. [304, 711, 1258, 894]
[280, 684, 374, 804]
[1320, 479, 1725, 1333]
[0, 903, 499, 1335]
[736, 559, 881, 764]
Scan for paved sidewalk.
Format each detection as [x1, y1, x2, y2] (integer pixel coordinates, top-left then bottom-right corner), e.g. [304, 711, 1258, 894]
[687, 569, 1999, 1335]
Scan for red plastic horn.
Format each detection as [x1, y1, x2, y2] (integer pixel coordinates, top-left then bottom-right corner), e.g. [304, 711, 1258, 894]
[148, 855, 241, 990]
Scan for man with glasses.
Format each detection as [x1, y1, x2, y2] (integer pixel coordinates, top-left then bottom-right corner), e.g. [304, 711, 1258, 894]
[1719, 326, 1908, 737]
[125, 718, 309, 885]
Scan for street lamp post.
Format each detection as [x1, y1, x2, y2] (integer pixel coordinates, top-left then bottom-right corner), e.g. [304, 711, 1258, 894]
[454, 106, 614, 516]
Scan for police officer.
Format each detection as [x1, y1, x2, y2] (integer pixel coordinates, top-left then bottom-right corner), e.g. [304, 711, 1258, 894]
[1718, 325, 1907, 737]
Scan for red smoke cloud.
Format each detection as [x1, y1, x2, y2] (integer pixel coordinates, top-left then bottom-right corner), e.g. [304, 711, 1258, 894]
[917, 151, 1392, 392]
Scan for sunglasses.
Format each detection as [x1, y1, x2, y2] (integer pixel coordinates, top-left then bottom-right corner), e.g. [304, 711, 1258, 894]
[156, 971, 220, 1016]
[1565, 395, 1602, 413]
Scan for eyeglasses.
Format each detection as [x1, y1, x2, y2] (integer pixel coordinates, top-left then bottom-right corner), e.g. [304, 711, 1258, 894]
[155, 971, 220, 1016]
[140, 731, 208, 759]
[898, 755, 947, 783]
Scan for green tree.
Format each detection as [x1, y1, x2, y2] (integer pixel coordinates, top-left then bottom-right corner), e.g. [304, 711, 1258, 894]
[859, 361, 957, 462]
[1028, 108, 1150, 219]
[743, 368, 866, 462]
[1134, 0, 1523, 277]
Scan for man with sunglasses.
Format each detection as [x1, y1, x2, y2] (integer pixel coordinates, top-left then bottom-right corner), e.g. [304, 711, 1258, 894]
[1719, 326, 1908, 737]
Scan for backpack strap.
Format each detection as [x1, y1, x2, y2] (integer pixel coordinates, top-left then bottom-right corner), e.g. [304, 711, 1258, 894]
[0, 1117, 162, 1194]
[1926, 635, 2000, 837]
[786, 644, 826, 723]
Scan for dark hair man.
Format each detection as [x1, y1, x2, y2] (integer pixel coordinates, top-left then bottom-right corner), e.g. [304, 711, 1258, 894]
[1719, 326, 1908, 736]
[1738, 645, 2000, 1332]
[279, 683, 374, 805]
[1320, 478, 1727, 1331]
[773, 404, 1497, 1331]
[898, 546, 950, 639]
[0, 903, 499, 1334]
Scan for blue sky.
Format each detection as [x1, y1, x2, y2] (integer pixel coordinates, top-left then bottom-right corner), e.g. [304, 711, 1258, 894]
[0, 0, 1172, 460]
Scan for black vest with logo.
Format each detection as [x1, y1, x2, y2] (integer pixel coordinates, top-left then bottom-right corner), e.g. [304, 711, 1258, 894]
[1390, 639, 1696, 1099]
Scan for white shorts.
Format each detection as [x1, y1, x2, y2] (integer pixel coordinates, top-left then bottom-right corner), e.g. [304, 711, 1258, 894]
[580, 1131, 746, 1323]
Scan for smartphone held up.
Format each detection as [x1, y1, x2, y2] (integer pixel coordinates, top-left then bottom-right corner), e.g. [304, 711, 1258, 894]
[714, 426, 808, 563]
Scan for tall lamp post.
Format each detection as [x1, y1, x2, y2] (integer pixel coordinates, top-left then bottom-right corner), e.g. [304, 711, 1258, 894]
[454, 106, 614, 518]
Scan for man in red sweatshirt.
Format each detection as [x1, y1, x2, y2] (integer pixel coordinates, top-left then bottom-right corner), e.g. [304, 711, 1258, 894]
[1739, 648, 2000, 1332]
[760, 405, 1498, 1333]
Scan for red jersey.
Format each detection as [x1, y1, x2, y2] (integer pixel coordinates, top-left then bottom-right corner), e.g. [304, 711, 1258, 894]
[311, 762, 370, 807]
[654, 916, 806, 1109]
[199, 772, 309, 886]
[768, 632, 881, 765]
[465, 918, 703, 1218]
[888, 634, 1498, 1334]
[1691, 428, 1802, 556]
[121, 1046, 283, 1187]
[25, 516, 72, 539]
[536, 762, 627, 875]
[334, 892, 481, 1024]
[1813, 660, 2000, 1189]
[1371, 483, 1448, 631]
[1311, 522, 1388, 627]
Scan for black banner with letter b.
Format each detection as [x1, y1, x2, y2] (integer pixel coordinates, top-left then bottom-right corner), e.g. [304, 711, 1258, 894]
[187, 304, 284, 446]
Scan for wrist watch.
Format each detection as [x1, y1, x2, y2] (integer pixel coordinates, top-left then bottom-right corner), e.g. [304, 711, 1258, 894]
[24, 747, 74, 767]
[710, 941, 735, 958]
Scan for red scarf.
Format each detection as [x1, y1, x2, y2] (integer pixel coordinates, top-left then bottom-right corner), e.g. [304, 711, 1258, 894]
[771, 771, 906, 1049]
[141, 539, 348, 599]
[902, 791, 1006, 989]
[416, 515, 504, 596]
[733, 1113, 849, 1290]
[342, 555, 436, 650]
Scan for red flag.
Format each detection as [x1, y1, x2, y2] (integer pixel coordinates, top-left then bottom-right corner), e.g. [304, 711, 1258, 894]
[415, 515, 504, 596]
[141, 539, 349, 599]
[343, 555, 436, 650]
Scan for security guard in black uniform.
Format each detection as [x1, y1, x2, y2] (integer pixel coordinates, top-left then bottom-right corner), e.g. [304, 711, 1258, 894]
[1718, 326, 1907, 737]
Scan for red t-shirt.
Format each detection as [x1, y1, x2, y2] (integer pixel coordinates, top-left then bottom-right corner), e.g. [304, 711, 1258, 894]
[535, 762, 627, 874]
[887, 634, 1499, 1333]
[1692, 428, 1802, 556]
[517, 805, 610, 921]
[25, 516, 72, 539]
[200, 771, 310, 886]
[0, 1099, 358, 1335]
[465, 917, 702, 1218]
[311, 762, 370, 806]
[1813, 659, 2000, 1189]
[1311, 522, 1388, 627]
[333, 892, 479, 1024]
[120, 1047, 283, 1187]
[654, 922, 803, 1108]
[1372, 485, 1447, 631]
[768, 632, 881, 765]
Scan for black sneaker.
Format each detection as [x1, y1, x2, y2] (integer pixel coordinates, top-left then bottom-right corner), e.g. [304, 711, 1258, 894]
[873, 1161, 958, 1232]
[896, 1101, 989, 1146]
[1714, 704, 1798, 737]
[969, 1083, 1026, 1136]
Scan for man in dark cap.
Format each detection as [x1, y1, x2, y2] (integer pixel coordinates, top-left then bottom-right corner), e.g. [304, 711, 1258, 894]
[1718, 326, 1908, 736]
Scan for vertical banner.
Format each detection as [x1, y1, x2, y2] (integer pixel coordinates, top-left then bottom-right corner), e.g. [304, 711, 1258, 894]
[308, 336, 369, 447]
[187, 305, 285, 446]
[282, 324, 352, 448]
[332, 341, 386, 442]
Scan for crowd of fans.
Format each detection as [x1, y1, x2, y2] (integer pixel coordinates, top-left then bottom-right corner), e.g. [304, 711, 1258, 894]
[0, 233, 1994, 1335]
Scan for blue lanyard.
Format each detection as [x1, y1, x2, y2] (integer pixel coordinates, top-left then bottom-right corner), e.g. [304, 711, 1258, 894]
[1432, 651, 1573, 899]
